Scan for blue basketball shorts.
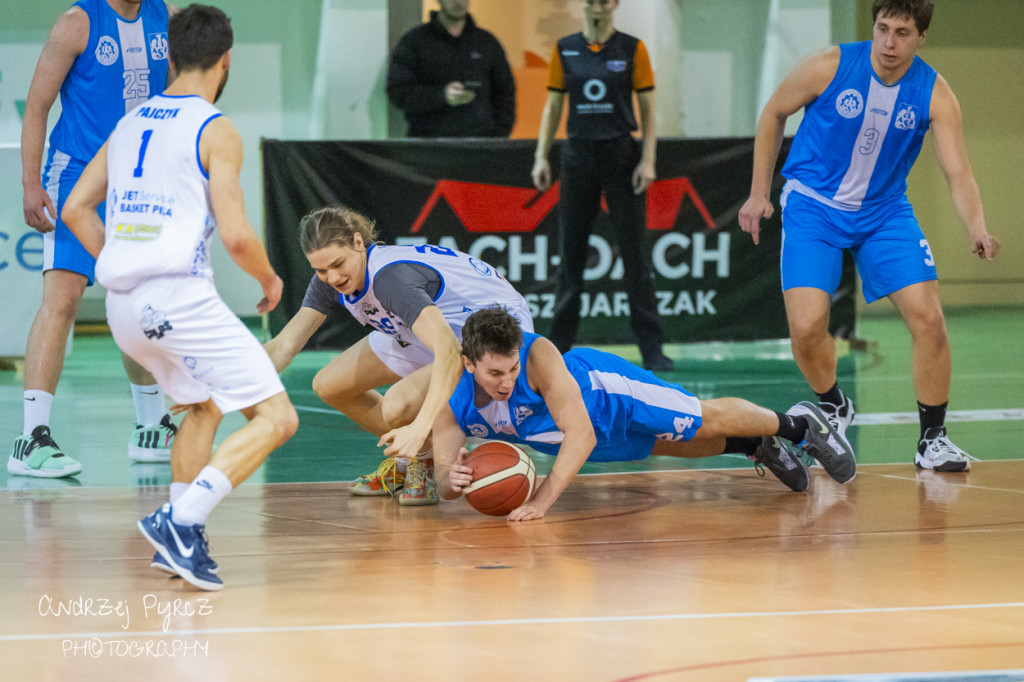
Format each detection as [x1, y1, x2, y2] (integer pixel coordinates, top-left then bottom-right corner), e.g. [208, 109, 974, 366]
[780, 185, 938, 304]
[572, 349, 703, 462]
[41, 148, 101, 284]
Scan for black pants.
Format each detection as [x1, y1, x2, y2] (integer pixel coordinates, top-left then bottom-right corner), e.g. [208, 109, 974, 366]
[549, 135, 663, 356]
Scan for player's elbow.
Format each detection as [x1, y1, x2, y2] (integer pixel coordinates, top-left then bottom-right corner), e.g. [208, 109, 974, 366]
[60, 200, 86, 233]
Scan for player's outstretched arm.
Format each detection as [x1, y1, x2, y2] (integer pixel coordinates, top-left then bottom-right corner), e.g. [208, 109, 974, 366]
[264, 306, 327, 373]
[204, 116, 282, 312]
[506, 338, 596, 522]
[61, 142, 109, 258]
[379, 305, 462, 459]
[929, 75, 1000, 261]
[739, 47, 839, 244]
[432, 405, 471, 501]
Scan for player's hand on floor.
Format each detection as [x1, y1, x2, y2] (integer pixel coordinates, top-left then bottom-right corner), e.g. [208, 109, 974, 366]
[507, 502, 545, 523]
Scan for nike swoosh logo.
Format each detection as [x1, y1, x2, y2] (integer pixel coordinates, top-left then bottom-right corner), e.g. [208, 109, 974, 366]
[806, 411, 829, 435]
[141, 391, 159, 395]
[168, 522, 195, 558]
[25, 397, 37, 401]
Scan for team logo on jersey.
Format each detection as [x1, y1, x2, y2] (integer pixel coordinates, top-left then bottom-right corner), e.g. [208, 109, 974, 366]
[513, 406, 533, 426]
[149, 32, 169, 61]
[606, 60, 627, 73]
[96, 36, 119, 66]
[583, 78, 607, 102]
[468, 423, 489, 438]
[894, 103, 918, 130]
[362, 302, 379, 316]
[835, 89, 863, 118]
[140, 305, 173, 339]
[468, 257, 492, 277]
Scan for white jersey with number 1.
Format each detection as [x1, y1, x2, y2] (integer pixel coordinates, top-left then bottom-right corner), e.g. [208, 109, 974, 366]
[96, 94, 222, 292]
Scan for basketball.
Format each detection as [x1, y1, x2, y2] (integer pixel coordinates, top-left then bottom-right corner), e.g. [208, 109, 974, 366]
[462, 441, 536, 516]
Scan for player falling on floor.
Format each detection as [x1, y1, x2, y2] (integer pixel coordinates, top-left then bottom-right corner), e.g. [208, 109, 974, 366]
[435, 307, 857, 521]
[264, 205, 534, 506]
[62, 4, 297, 590]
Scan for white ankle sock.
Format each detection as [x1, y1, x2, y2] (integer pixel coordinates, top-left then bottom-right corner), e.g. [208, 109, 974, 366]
[169, 481, 189, 504]
[24, 390, 53, 436]
[130, 383, 166, 428]
[171, 466, 233, 527]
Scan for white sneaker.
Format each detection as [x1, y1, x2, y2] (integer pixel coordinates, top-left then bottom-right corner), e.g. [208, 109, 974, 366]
[915, 427, 977, 472]
[819, 395, 855, 451]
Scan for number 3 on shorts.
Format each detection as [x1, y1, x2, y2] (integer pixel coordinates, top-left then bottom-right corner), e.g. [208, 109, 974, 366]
[919, 238, 935, 267]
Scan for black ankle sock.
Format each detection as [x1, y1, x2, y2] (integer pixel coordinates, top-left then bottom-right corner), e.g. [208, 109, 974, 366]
[774, 412, 808, 443]
[816, 383, 844, 407]
[723, 437, 760, 456]
[918, 401, 947, 440]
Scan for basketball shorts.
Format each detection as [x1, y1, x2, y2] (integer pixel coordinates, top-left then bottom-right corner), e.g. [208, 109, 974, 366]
[368, 303, 535, 378]
[41, 148, 100, 284]
[106, 276, 285, 414]
[569, 349, 703, 462]
[780, 183, 938, 304]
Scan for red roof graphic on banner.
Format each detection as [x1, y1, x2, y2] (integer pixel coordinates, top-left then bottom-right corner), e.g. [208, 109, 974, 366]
[410, 178, 715, 234]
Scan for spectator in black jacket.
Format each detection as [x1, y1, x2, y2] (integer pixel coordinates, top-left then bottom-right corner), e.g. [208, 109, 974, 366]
[387, 0, 515, 138]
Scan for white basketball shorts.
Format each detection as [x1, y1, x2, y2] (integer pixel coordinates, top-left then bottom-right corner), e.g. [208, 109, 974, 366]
[106, 276, 285, 414]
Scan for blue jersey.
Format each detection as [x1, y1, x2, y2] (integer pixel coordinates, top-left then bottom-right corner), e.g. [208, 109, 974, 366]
[48, 0, 169, 166]
[782, 41, 936, 210]
[449, 334, 702, 462]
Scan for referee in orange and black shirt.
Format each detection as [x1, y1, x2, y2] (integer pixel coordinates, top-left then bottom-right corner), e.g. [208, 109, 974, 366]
[531, 0, 672, 372]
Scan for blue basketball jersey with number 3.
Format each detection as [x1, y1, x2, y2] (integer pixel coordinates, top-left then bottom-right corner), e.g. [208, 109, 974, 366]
[781, 41, 936, 210]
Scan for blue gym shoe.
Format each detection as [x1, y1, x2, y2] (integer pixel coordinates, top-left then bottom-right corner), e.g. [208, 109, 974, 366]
[150, 551, 179, 576]
[787, 401, 857, 484]
[138, 505, 222, 591]
[151, 548, 218, 575]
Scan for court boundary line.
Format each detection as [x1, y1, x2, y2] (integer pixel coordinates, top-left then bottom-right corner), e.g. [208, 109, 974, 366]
[4, 601, 1023, 642]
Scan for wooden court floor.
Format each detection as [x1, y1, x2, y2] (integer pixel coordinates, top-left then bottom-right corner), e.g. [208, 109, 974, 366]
[1, 307, 1022, 680]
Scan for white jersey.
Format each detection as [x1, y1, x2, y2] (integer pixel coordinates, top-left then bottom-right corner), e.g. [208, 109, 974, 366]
[342, 243, 532, 356]
[96, 94, 222, 292]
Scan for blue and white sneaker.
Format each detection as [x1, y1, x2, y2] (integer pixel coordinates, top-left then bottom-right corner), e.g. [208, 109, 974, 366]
[787, 401, 857, 484]
[150, 552, 179, 576]
[151, 549, 218, 575]
[137, 504, 222, 591]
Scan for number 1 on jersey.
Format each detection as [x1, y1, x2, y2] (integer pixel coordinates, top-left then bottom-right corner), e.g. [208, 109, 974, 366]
[133, 129, 154, 178]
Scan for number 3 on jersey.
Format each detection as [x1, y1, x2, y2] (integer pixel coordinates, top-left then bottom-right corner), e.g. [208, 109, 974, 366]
[134, 129, 154, 178]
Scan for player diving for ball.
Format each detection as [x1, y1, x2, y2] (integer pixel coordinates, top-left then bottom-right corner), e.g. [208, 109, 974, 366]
[435, 307, 857, 521]
[264, 205, 534, 506]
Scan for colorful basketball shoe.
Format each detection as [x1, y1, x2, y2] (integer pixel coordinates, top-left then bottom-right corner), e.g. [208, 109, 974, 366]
[350, 456, 406, 496]
[129, 414, 177, 462]
[8, 426, 82, 478]
[399, 457, 438, 506]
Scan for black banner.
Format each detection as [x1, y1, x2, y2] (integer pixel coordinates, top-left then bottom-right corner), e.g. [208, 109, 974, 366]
[262, 137, 855, 349]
